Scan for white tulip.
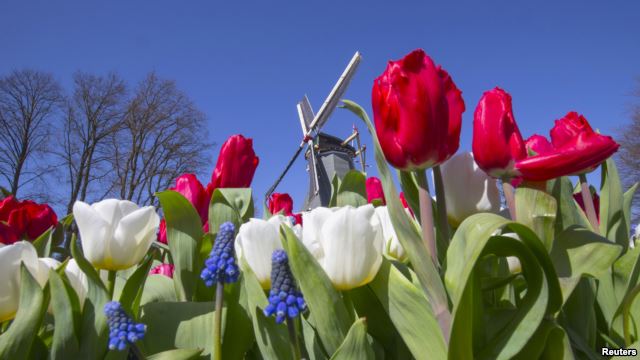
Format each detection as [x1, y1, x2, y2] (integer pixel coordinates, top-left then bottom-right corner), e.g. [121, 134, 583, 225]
[374, 206, 406, 261]
[0, 241, 42, 322]
[73, 199, 160, 270]
[235, 215, 300, 289]
[65, 259, 89, 306]
[437, 152, 501, 227]
[303, 205, 384, 290]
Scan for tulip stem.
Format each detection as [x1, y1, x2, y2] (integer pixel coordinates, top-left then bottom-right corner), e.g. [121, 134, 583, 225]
[416, 170, 438, 267]
[579, 174, 600, 234]
[432, 166, 450, 244]
[214, 281, 224, 360]
[107, 270, 116, 299]
[286, 317, 302, 360]
[502, 181, 517, 221]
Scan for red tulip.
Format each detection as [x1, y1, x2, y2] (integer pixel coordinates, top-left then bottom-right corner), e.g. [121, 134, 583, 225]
[573, 191, 600, 222]
[209, 135, 259, 191]
[171, 174, 209, 223]
[399, 192, 414, 217]
[150, 263, 174, 278]
[372, 49, 465, 170]
[472, 88, 527, 178]
[366, 177, 385, 205]
[0, 196, 57, 243]
[515, 112, 619, 181]
[0, 222, 18, 245]
[268, 193, 294, 215]
[157, 219, 167, 244]
[268, 192, 302, 225]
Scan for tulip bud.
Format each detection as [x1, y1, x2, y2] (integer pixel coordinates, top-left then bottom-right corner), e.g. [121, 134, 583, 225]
[0, 241, 42, 322]
[372, 49, 464, 170]
[268, 193, 294, 215]
[366, 177, 385, 205]
[302, 205, 384, 290]
[472, 88, 527, 179]
[73, 199, 160, 271]
[0, 196, 57, 243]
[157, 219, 167, 244]
[573, 189, 600, 222]
[209, 134, 259, 191]
[171, 174, 209, 223]
[234, 215, 300, 289]
[437, 152, 501, 227]
[374, 206, 406, 261]
[150, 263, 174, 278]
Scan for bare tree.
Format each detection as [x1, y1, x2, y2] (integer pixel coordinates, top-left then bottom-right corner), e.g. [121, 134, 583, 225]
[0, 70, 61, 198]
[618, 80, 640, 224]
[109, 73, 211, 206]
[59, 72, 126, 216]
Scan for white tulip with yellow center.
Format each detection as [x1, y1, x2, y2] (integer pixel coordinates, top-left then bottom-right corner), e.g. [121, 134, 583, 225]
[73, 199, 160, 271]
[234, 215, 301, 289]
[0, 241, 59, 322]
[437, 152, 501, 227]
[65, 259, 89, 306]
[374, 206, 407, 261]
[302, 205, 384, 290]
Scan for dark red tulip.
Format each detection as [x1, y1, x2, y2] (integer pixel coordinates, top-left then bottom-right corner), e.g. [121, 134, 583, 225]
[0, 222, 18, 245]
[172, 174, 209, 223]
[268, 193, 294, 215]
[573, 191, 600, 222]
[472, 88, 527, 178]
[515, 112, 619, 181]
[0, 196, 57, 242]
[366, 177, 385, 205]
[209, 134, 259, 191]
[150, 263, 174, 278]
[372, 49, 464, 170]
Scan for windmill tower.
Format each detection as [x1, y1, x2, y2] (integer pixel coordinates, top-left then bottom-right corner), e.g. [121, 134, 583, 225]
[265, 52, 366, 210]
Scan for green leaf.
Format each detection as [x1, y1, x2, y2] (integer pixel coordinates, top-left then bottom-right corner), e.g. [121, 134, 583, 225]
[623, 183, 638, 240]
[549, 177, 590, 233]
[302, 317, 329, 360]
[140, 274, 178, 305]
[337, 170, 367, 207]
[366, 259, 446, 359]
[329, 174, 341, 208]
[119, 255, 154, 316]
[209, 188, 254, 233]
[147, 348, 204, 360]
[445, 213, 562, 360]
[515, 187, 557, 250]
[329, 318, 373, 360]
[32, 227, 53, 257]
[71, 235, 110, 359]
[49, 270, 81, 359]
[140, 301, 217, 356]
[0, 265, 45, 359]
[513, 321, 571, 360]
[240, 258, 292, 359]
[281, 225, 351, 354]
[399, 170, 420, 220]
[550, 226, 622, 302]
[157, 190, 204, 301]
[221, 281, 254, 359]
[342, 99, 450, 340]
[600, 159, 629, 249]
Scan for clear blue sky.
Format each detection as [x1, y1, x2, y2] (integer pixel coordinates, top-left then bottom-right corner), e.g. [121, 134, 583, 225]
[1, 0, 638, 212]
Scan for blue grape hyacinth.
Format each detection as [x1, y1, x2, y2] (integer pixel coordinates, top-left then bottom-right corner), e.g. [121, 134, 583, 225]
[264, 249, 306, 324]
[104, 301, 146, 351]
[201, 222, 239, 286]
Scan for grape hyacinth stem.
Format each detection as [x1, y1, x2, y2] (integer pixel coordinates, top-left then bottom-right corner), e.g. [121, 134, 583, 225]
[214, 281, 224, 360]
[432, 165, 450, 245]
[579, 174, 600, 234]
[416, 170, 438, 267]
[286, 317, 301, 360]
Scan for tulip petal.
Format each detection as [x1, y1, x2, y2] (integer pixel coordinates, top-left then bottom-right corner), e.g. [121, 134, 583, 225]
[374, 206, 406, 261]
[0, 241, 40, 322]
[93, 199, 139, 227]
[319, 205, 383, 290]
[73, 201, 110, 268]
[302, 207, 334, 260]
[235, 217, 285, 288]
[65, 259, 88, 306]
[112, 206, 159, 270]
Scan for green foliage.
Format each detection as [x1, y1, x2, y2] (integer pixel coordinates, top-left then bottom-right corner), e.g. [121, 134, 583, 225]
[336, 170, 367, 207]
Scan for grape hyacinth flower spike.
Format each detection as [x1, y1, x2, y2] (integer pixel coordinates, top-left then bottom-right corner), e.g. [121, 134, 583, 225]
[200, 221, 239, 286]
[104, 301, 146, 354]
[200, 221, 239, 360]
[264, 249, 306, 359]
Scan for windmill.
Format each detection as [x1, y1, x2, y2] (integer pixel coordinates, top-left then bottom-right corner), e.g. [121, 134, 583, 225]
[265, 51, 366, 210]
